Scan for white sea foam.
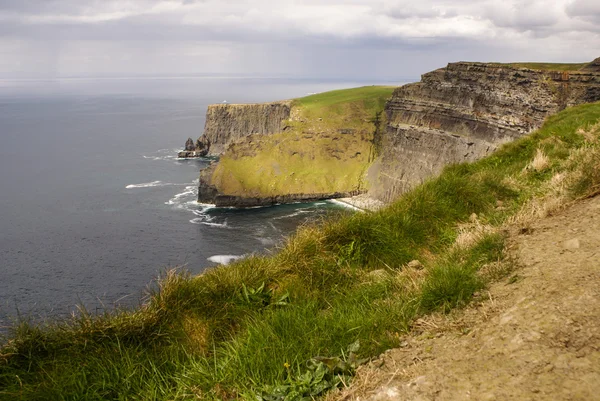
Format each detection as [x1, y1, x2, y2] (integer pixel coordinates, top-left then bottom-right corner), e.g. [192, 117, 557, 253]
[272, 209, 311, 220]
[207, 255, 244, 265]
[165, 185, 196, 206]
[126, 181, 163, 189]
[328, 199, 364, 212]
[189, 218, 229, 228]
[201, 221, 229, 228]
[143, 155, 177, 161]
[258, 237, 276, 246]
[127, 181, 190, 189]
[143, 148, 181, 161]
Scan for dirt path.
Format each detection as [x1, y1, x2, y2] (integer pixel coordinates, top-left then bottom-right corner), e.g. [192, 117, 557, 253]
[333, 196, 600, 401]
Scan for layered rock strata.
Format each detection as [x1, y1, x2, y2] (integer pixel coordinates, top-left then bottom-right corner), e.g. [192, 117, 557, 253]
[370, 61, 600, 203]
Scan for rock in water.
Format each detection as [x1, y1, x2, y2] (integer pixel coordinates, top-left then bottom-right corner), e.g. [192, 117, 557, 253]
[178, 136, 210, 158]
[184, 137, 196, 151]
[196, 136, 211, 155]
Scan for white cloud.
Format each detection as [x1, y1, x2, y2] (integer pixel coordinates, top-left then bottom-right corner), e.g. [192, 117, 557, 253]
[0, 0, 598, 78]
[1, 0, 598, 40]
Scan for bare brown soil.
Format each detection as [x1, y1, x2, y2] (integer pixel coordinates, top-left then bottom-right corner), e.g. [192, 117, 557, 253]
[331, 195, 600, 401]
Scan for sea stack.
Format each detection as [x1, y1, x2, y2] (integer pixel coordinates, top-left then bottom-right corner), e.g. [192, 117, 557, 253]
[178, 136, 210, 158]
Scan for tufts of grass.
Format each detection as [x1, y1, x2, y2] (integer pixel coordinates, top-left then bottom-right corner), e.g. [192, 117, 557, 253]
[2, 102, 600, 400]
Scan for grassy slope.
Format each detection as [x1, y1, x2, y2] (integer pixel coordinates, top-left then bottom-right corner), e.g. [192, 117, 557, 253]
[1, 102, 600, 400]
[210, 86, 395, 197]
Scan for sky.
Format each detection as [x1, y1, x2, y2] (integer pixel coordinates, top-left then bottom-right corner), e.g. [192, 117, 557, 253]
[0, 0, 599, 80]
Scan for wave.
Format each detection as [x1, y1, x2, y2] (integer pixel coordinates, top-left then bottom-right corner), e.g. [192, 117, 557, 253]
[126, 181, 164, 189]
[257, 237, 276, 245]
[143, 155, 177, 161]
[142, 148, 181, 161]
[328, 199, 364, 211]
[127, 181, 190, 189]
[272, 209, 312, 220]
[189, 218, 229, 228]
[165, 185, 196, 206]
[207, 255, 244, 265]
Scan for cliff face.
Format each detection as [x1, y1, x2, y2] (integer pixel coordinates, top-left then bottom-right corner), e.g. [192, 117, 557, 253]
[370, 62, 600, 202]
[202, 102, 291, 156]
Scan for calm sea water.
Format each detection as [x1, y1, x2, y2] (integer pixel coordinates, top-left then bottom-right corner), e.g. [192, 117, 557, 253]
[0, 76, 401, 327]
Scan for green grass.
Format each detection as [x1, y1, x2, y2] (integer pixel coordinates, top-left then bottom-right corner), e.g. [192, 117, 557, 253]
[2, 102, 600, 400]
[500, 62, 589, 72]
[294, 86, 396, 112]
[210, 86, 395, 197]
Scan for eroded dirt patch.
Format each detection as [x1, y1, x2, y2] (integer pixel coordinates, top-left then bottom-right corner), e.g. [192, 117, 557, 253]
[332, 196, 600, 401]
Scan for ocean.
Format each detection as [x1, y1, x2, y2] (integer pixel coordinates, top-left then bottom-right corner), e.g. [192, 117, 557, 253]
[0, 76, 400, 327]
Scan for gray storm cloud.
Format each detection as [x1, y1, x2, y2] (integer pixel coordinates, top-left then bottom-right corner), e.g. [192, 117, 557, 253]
[0, 0, 598, 78]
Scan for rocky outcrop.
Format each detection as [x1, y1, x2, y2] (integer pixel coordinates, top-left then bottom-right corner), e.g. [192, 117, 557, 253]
[370, 61, 600, 203]
[582, 57, 600, 73]
[178, 136, 210, 158]
[184, 137, 195, 151]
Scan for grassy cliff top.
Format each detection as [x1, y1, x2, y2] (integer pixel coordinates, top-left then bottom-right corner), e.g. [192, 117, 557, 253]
[293, 86, 395, 126]
[493, 62, 590, 72]
[294, 86, 396, 110]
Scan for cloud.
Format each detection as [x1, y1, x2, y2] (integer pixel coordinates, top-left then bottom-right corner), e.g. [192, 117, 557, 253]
[0, 0, 598, 78]
[566, 0, 600, 26]
[1, 0, 598, 40]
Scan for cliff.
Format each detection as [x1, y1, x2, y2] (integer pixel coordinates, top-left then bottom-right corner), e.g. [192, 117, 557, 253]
[196, 87, 395, 206]
[187, 58, 600, 207]
[370, 61, 600, 202]
[202, 102, 291, 156]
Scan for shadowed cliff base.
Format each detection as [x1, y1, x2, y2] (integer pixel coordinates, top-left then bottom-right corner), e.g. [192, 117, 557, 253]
[2, 101, 600, 400]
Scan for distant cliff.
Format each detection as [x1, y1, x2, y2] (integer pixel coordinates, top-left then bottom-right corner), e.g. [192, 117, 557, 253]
[369, 61, 600, 202]
[195, 87, 395, 206]
[185, 59, 600, 208]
